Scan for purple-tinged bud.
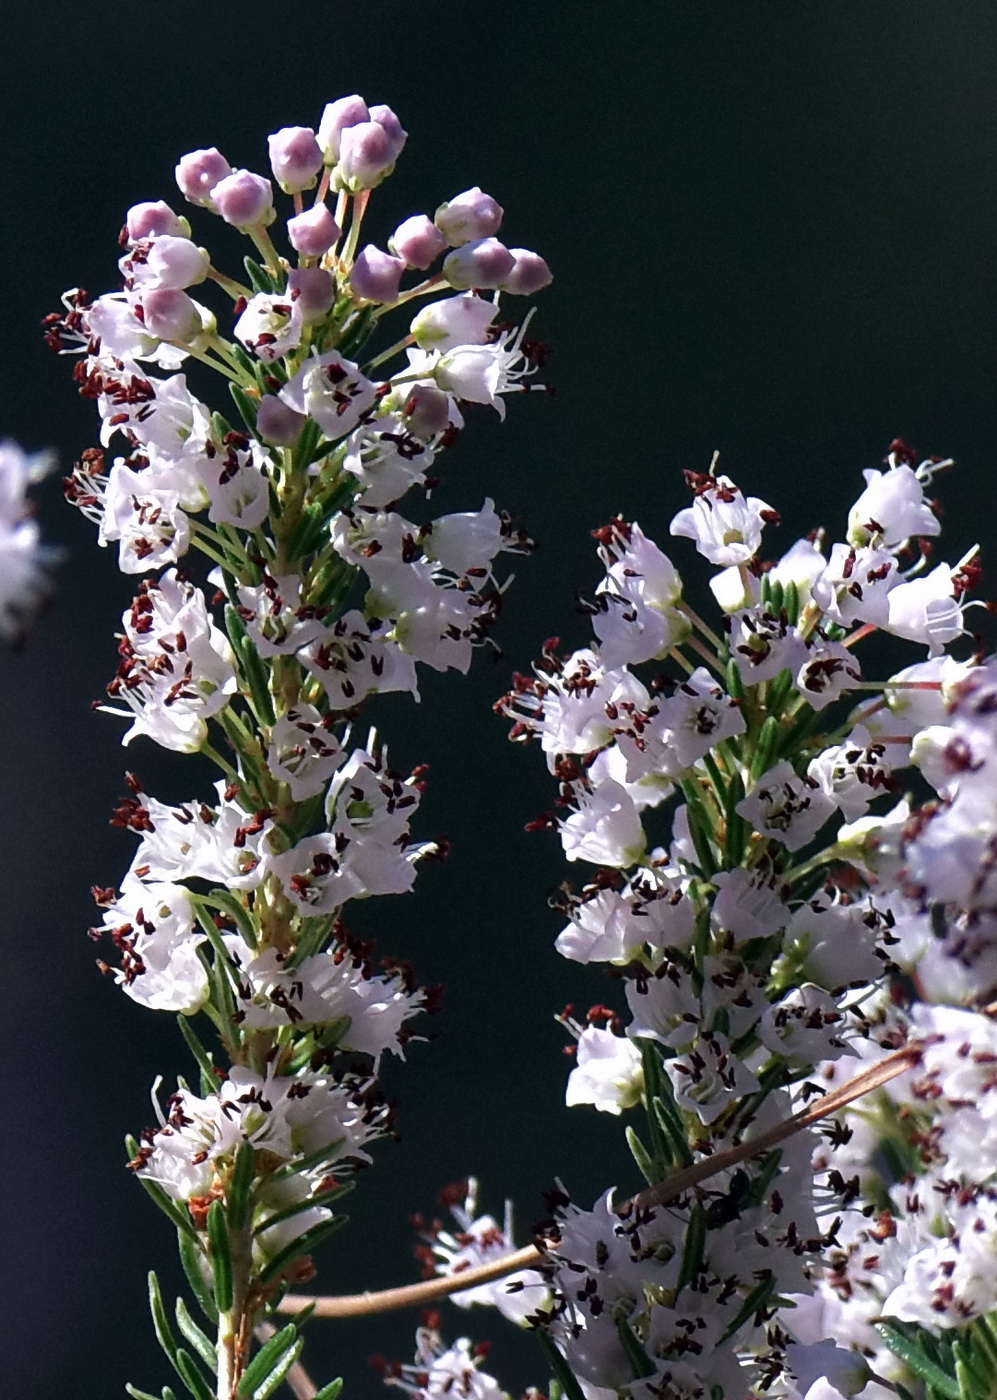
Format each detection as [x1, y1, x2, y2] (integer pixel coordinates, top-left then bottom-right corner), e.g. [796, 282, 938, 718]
[257, 394, 306, 445]
[500, 248, 553, 296]
[287, 202, 341, 257]
[443, 237, 516, 291]
[135, 236, 210, 291]
[176, 148, 233, 206]
[210, 170, 275, 229]
[268, 126, 324, 194]
[288, 267, 336, 323]
[435, 187, 504, 247]
[317, 94, 369, 163]
[336, 122, 396, 192]
[125, 201, 188, 245]
[139, 289, 201, 343]
[368, 104, 407, 162]
[350, 245, 406, 305]
[389, 214, 447, 270]
[402, 384, 451, 439]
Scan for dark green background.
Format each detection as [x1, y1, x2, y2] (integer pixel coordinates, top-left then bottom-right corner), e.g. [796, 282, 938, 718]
[2, 2, 996, 1396]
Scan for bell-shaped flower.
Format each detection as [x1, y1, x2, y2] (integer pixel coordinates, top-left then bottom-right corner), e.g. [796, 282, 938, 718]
[99, 460, 191, 573]
[410, 293, 496, 351]
[560, 777, 646, 868]
[565, 1025, 643, 1115]
[884, 560, 967, 655]
[127, 780, 273, 892]
[267, 705, 345, 800]
[811, 543, 899, 628]
[670, 472, 777, 567]
[234, 291, 304, 362]
[736, 759, 836, 852]
[99, 875, 207, 1013]
[847, 459, 942, 551]
[279, 350, 377, 438]
[300, 609, 419, 709]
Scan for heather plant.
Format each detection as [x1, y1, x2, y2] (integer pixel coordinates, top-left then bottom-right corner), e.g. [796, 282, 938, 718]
[42, 94, 997, 1400]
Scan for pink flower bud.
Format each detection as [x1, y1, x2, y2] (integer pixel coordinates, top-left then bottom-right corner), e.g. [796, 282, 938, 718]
[435, 187, 504, 246]
[175, 148, 233, 206]
[268, 126, 324, 194]
[288, 267, 336, 323]
[257, 394, 306, 445]
[350, 245, 406, 304]
[402, 384, 451, 439]
[210, 170, 275, 229]
[389, 215, 447, 270]
[125, 201, 187, 245]
[336, 122, 396, 192]
[368, 104, 407, 161]
[139, 289, 201, 343]
[286, 202, 341, 257]
[500, 248, 553, 296]
[443, 237, 516, 291]
[317, 94, 370, 162]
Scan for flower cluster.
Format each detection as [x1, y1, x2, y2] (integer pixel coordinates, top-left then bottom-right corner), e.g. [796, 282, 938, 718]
[383, 439, 997, 1400]
[49, 95, 548, 1400]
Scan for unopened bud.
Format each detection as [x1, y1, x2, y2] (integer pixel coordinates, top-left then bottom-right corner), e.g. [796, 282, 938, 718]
[443, 237, 516, 291]
[257, 394, 306, 445]
[210, 170, 275, 229]
[411, 293, 495, 351]
[135, 236, 210, 291]
[268, 126, 324, 194]
[125, 201, 188, 245]
[336, 122, 396, 192]
[368, 104, 407, 162]
[402, 384, 451, 439]
[435, 187, 503, 246]
[350, 245, 405, 305]
[175, 148, 233, 206]
[287, 202, 341, 257]
[317, 94, 369, 163]
[288, 267, 336, 323]
[389, 215, 447, 270]
[500, 249, 552, 296]
[139, 289, 201, 343]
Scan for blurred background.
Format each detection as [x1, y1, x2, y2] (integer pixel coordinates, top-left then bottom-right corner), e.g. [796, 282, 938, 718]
[3, 1, 997, 1395]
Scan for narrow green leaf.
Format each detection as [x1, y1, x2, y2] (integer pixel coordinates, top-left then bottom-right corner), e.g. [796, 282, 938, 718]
[253, 1178, 353, 1236]
[175, 1348, 214, 1400]
[249, 1339, 305, 1400]
[740, 1150, 783, 1210]
[149, 1271, 179, 1364]
[625, 1125, 656, 1185]
[534, 1329, 587, 1400]
[750, 714, 781, 781]
[874, 1320, 960, 1399]
[259, 1214, 347, 1285]
[229, 383, 260, 434]
[337, 305, 376, 359]
[175, 1298, 216, 1374]
[126, 1385, 160, 1400]
[176, 1014, 216, 1082]
[724, 766, 747, 864]
[163, 1390, 179, 1400]
[206, 888, 258, 950]
[718, 1276, 776, 1343]
[312, 1382, 344, 1400]
[678, 780, 718, 878]
[243, 256, 277, 295]
[227, 1141, 257, 1231]
[783, 579, 800, 625]
[238, 1325, 299, 1396]
[725, 657, 745, 703]
[178, 1222, 218, 1323]
[676, 1202, 706, 1292]
[207, 1200, 234, 1313]
[615, 1316, 654, 1379]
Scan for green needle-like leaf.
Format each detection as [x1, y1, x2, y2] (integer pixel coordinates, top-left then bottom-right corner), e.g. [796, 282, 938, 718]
[312, 1382, 344, 1400]
[875, 1320, 961, 1399]
[206, 1200, 234, 1313]
[615, 1316, 655, 1379]
[175, 1298, 216, 1373]
[535, 1329, 587, 1400]
[175, 1348, 214, 1400]
[238, 1324, 298, 1396]
[178, 1229, 218, 1324]
[227, 1142, 257, 1231]
[148, 1271, 179, 1364]
[625, 1125, 656, 1185]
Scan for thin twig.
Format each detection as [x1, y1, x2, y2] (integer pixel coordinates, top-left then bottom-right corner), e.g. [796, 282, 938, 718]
[277, 1042, 922, 1319]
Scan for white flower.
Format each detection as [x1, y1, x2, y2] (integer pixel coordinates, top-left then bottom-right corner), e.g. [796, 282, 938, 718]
[796, 638, 862, 711]
[736, 760, 836, 852]
[670, 472, 777, 566]
[98, 875, 207, 1013]
[427, 316, 537, 420]
[234, 291, 303, 362]
[560, 778, 646, 867]
[884, 560, 966, 654]
[565, 1026, 643, 1115]
[410, 292, 496, 351]
[99, 460, 191, 573]
[847, 458, 942, 551]
[279, 351, 377, 437]
[267, 706, 345, 800]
